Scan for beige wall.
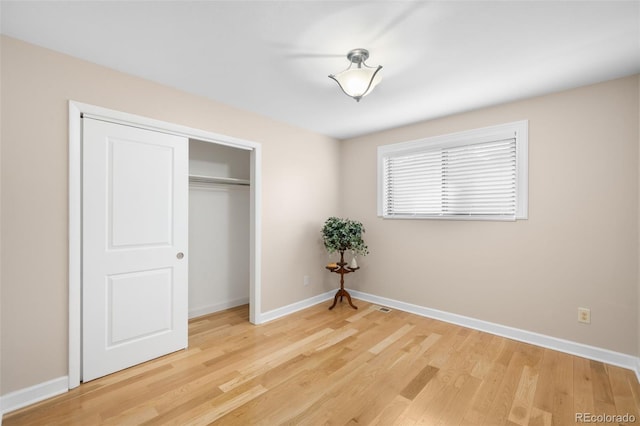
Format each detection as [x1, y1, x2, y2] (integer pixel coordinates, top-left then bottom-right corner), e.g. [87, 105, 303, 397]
[341, 75, 640, 356]
[0, 36, 341, 395]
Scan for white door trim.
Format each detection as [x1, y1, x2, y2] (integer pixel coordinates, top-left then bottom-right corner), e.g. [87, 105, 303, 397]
[68, 100, 262, 389]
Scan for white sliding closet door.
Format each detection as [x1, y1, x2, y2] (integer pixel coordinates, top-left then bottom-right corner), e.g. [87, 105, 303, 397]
[82, 118, 189, 382]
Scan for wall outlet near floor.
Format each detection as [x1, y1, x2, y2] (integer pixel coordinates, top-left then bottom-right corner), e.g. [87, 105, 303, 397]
[303, 275, 310, 286]
[578, 307, 591, 324]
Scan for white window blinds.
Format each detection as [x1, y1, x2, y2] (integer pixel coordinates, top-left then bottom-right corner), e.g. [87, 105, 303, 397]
[378, 121, 528, 221]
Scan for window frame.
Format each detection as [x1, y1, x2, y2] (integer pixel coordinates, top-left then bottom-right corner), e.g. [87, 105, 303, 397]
[377, 120, 528, 221]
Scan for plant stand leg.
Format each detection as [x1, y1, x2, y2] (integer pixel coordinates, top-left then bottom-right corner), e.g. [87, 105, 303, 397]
[329, 290, 341, 310]
[329, 281, 358, 310]
[329, 289, 357, 310]
[342, 289, 357, 310]
[327, 250, 358, 310]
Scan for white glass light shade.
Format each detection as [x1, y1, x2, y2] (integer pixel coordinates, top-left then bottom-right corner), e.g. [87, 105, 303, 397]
[329, 49, 383, 102]
[331, 66, 382, 101]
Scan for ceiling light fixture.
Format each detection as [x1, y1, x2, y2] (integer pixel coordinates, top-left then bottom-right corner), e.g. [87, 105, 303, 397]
[329, 48, 382, 102]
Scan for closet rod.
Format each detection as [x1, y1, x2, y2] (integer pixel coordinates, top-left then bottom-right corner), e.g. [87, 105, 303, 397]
[189, 175, 250, 186]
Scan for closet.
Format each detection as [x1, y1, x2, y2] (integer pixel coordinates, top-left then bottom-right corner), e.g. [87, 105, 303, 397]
[188, 139, 250, 318]
[71, 101, 261, 386]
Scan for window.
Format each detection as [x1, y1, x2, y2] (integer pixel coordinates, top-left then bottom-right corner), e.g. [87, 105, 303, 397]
[378, 120, 528, 221]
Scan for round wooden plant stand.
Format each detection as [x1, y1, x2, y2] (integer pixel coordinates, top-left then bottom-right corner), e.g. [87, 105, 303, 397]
[325, 250, 359, 310]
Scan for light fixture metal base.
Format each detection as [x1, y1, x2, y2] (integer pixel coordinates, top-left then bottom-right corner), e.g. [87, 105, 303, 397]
[346, 48, 369, 64]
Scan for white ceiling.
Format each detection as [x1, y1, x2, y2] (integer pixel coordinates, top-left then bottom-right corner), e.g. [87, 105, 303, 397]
[2, 1, 639, 139]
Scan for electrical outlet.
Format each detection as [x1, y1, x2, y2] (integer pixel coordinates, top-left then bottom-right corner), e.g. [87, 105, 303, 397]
[578, 307, 591, 324]
[303, 275, 310, 286]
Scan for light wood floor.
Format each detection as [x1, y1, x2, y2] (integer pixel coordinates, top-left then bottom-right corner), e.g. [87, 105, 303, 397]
[4, 300, 640, 425]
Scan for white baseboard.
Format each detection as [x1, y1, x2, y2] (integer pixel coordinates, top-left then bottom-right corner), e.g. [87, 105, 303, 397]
[189, 297, 250, 319]
[255, 290, 335, 324]
[348, 289, 640, 378]
[0, 376, 68, 417]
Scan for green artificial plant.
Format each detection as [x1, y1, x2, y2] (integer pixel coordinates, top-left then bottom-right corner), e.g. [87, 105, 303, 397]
[321, 217, 369, 256]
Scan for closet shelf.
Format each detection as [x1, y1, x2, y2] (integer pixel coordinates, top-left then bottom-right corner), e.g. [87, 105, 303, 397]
[189, 174, 250, 186]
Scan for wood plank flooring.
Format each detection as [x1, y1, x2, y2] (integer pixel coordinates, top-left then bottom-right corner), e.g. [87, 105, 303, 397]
[4, 300, 640, 425]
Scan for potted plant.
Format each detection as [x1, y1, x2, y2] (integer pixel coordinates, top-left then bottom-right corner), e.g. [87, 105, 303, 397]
[322, 217, 368, 310]
[321, 216, 369, 259]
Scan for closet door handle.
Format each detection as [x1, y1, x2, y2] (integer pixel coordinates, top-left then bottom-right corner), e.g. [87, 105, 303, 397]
[176, 252, 184, 260]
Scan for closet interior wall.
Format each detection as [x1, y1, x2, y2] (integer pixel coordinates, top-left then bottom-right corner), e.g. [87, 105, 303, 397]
[188, 139, 250, 319]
